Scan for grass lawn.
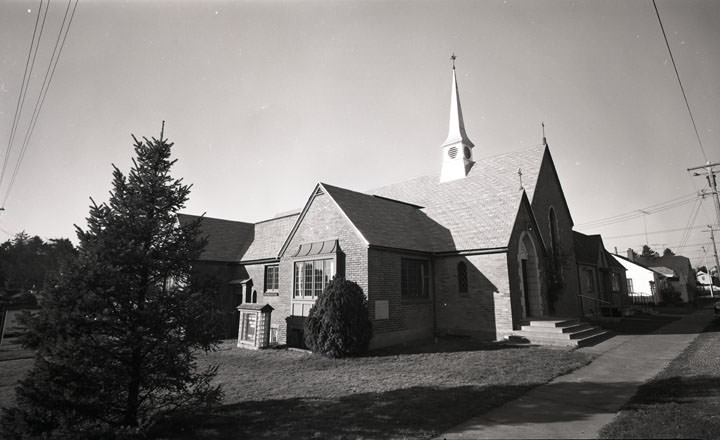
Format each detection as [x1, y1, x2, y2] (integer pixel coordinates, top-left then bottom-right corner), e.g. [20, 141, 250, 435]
[153, 338, 593, 439]
[0, 337, 34, 409]
[600, 317, 720, 439]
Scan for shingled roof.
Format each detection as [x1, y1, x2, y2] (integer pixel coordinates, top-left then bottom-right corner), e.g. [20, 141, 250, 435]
[369, 145, 546, 250]
[241, 213, 299, 262]
[177, 214, 254, 263]
[574, 231, 625, 271]
[177, 213, 299, 263]
[320, 183, 455, 252]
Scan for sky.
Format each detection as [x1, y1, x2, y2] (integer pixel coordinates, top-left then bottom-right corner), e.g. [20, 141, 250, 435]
[0, 0, 718, 268]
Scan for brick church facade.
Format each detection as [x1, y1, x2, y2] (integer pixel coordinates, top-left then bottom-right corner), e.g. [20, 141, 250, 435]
[179, 63, 582, 349]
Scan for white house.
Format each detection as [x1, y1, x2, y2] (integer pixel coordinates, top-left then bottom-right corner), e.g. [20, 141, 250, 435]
[611, 254, 666, 304]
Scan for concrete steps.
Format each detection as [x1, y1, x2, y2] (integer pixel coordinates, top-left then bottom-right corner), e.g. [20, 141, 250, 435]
[511, 318, 613, 347]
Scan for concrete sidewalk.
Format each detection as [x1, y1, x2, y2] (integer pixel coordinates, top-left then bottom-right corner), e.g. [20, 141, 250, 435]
[438, 307, 717, 439]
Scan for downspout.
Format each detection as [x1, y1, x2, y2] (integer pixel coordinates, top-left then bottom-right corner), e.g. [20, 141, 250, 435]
[431, 256, 437, 340]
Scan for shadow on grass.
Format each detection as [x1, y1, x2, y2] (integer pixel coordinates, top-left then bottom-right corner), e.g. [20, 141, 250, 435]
[151, 377, 720, 440]
[368, 335, 531, 357]
[152, 384, 536, 440]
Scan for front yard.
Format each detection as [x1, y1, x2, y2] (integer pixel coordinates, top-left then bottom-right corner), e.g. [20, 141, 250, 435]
[1, 336, 593, 439]
[154, 338, 593, 439]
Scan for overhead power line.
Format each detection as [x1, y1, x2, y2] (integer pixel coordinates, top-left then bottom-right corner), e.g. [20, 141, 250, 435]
[1, 0, 79, 208]
[576, 192, 698, 228]
[652, 0, 709, 162]
[604, 224, 705, 240]
[0, 0, 47, 191]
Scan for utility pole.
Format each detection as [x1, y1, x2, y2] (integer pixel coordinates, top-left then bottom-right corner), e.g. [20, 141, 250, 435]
[702, 246, 716, 297]
[702, 226, 720, 289]
[688, 161, 720, 227]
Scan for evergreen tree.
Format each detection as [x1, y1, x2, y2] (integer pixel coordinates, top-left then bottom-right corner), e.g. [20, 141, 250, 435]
[304, 276, 373, 358]
[641, 244, 659, 258]
[662, 247, 676, 257]
[1, 131, 222, 438]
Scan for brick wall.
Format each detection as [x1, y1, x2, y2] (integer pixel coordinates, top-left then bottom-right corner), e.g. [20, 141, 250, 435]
[367, 248, 434, 348]
[434, 253, 509, 340]
[278, 192, 368, 344]
[243, 263, 288, 344]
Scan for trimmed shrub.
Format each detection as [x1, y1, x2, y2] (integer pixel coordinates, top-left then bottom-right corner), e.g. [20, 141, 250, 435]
[304, 276, 373, 357]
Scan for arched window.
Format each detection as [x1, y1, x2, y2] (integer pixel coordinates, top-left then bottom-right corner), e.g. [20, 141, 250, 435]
[549, 207, 559, 257]
[457, 262, 468, 294]
[548, 207, 562, 281]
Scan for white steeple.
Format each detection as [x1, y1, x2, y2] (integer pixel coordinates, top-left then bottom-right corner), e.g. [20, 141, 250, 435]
[440, 54, 475, 183]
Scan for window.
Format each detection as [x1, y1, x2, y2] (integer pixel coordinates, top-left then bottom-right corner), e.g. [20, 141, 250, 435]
[402, 259, 430, 299]
[611, 272, 621, 292]
[264, 265, 279, 293]
[244, 288, 257, 304]
[240, 312, 257, 343]
[457, 262, 468, 294]
[627, 278, 634, 294]
[581, 268, 594, 293]
[294, 259, 334, 299]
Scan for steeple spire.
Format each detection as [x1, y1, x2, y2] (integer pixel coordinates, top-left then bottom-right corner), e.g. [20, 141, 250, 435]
[443, 54, 473, 148]
[440, 54, 475, 183]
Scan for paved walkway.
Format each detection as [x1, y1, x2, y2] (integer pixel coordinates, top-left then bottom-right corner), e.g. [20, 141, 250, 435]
[438, 307, 717, 439]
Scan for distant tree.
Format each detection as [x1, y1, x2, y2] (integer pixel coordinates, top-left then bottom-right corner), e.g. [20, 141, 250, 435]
[696, 265, 708, 274]
[0, 233, 76, 297]
[662, 248, 676, 257]
[1, 131, 222, 439]
[305, 276, 373, 358]
[641, 245, 659, 258]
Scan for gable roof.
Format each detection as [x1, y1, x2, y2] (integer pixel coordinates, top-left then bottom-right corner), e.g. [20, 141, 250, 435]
[178, 213, 298, 263]
[611, 253, 667, 276]
[574, 231, 625, 271]
[574, 231, 603, 266]
[370, 145, 546, 250]
[177, 214, 254, 263]
[241, 214, 299, 262]
[321, 183, 455, 252]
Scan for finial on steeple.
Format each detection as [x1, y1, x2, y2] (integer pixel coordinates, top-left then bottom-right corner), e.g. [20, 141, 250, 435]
[541, 121, 547, 146]
[518, 168, 524, 190]
[451, 53, 456, 70]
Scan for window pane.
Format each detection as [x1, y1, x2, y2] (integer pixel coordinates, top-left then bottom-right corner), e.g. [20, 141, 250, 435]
[457, 262, 468, 293]
[294, 262, 301, 297]
[401, 259, 429, 298]
[304, 262, 313, 297]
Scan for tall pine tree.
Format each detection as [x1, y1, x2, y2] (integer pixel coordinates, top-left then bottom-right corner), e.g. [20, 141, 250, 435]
[1, 130, 222, 439]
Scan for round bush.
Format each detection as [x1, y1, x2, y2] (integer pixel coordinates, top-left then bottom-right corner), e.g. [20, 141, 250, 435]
[304, 276, 373, 357]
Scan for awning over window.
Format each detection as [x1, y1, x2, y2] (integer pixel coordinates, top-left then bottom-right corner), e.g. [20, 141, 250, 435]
[229, 278, 252, 285]
[291, 239, 338, 257]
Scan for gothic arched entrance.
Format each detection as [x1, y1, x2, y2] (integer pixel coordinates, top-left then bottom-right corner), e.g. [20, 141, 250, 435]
[518, 231, 542, 318]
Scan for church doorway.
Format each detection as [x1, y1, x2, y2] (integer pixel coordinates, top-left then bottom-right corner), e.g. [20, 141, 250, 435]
[518, 232, 542, 318]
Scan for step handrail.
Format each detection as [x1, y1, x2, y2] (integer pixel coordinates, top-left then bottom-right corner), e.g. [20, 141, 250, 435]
[576, 294, 611, 305]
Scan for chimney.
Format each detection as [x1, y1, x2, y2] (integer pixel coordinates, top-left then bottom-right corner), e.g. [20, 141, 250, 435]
[627, 248, 634, 262]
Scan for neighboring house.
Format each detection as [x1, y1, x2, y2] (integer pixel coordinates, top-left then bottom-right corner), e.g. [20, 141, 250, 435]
[180, 64, 583, 349]
[696, 271, 719, 296]
[636, 254, 696, 303]
[611, 253, 666, 305]
[573, 232, 627, 317]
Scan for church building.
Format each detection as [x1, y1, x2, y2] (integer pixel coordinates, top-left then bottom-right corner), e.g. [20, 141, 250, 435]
[179, 61, 582, 349]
